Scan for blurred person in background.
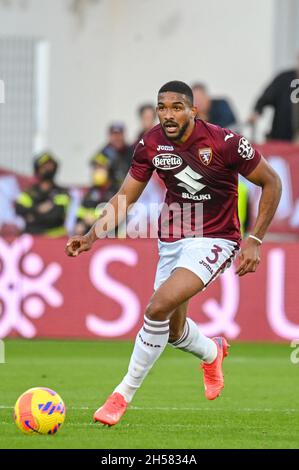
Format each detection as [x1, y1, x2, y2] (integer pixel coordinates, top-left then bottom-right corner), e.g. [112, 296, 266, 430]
[74, 153, 116, 235]
[135, 103, 157, 142]
[192, 83, 238, 129]
[96, 123, 132, 190]
[248, 53, 299, 141]
[15, 152, 70, 236]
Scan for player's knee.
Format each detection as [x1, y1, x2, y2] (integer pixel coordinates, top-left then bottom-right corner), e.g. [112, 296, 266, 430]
[145, 300, 171, 322]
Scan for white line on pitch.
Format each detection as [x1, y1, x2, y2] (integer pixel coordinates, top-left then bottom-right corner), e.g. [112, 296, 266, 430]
[1, 405, 297, 412]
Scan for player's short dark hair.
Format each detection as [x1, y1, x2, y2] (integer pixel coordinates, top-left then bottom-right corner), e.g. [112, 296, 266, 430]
[158, 81, 194, 105]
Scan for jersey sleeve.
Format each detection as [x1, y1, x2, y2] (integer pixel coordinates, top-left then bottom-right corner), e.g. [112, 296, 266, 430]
[224, 132, 262, 177]
[129, 140, 155, 182]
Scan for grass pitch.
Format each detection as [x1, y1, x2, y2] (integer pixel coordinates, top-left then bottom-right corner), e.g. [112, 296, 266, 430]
[0, 340, 298, 449]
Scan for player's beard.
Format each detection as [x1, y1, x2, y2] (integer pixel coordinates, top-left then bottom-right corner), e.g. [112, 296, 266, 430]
[162, 120, 190, 142]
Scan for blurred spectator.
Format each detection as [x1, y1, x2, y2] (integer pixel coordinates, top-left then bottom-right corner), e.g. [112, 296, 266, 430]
[248, 54, 299, 141]
[136, 103, 157, 142]
[15, 152, 70, 236]
[74, 153, 116, 235]
[94, 123, 132, 190]
[192, 83, 238, 129]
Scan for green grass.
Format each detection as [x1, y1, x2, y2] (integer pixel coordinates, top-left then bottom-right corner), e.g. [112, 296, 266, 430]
[0, 340, 298, 449]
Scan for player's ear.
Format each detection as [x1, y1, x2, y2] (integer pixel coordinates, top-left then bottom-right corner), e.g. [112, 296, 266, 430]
[191, 106, 198, 118]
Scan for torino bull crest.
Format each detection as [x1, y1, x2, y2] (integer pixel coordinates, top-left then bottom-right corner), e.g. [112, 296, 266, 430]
[198, 148, 213, 166]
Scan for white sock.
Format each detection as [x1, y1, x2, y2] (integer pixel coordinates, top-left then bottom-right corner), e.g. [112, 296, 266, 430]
[114, 316, 169, 402]
[171, 317, 217, 363]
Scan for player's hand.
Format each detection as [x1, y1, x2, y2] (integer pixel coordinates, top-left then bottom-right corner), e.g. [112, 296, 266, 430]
[235, 238, 261, 277]
[65, 235, 93, 257]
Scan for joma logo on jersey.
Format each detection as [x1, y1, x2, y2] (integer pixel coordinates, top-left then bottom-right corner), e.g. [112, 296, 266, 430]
[157, 145, 174, 151]
[152, 154, 183, 170]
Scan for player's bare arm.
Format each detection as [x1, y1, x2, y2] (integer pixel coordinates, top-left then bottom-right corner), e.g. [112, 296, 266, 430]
[236, 157, 282, 277]
[65, 174, 147, 257]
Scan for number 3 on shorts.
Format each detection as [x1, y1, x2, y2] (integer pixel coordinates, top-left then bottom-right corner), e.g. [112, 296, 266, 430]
[206, 244, 223, 264]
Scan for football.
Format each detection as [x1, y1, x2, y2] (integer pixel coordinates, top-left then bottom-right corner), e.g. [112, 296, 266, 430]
[14, 387, 66, 435]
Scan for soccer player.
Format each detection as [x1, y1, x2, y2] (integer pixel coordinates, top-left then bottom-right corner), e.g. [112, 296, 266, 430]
[65, 81, 281, 426]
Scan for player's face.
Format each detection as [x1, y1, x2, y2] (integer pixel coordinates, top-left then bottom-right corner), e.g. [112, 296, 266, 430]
[157, 92, 197, 142]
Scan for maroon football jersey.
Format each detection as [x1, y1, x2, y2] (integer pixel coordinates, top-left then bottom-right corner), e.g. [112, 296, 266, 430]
[129, 119, 261, 243]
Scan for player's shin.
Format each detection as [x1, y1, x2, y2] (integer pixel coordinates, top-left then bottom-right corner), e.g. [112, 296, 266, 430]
[113, 316, 170, 402]
[170, 317, 217, 363]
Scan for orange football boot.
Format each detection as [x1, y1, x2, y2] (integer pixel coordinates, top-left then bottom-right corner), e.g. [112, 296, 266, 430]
[93, 392, 128, 426]
[201, 337, 230, 400]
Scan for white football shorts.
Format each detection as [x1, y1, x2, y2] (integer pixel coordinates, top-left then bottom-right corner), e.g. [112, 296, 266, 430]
[154, 237, 240, 291]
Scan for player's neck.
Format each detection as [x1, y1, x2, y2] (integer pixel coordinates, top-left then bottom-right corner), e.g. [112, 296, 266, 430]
[173, 120, 195, 145]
